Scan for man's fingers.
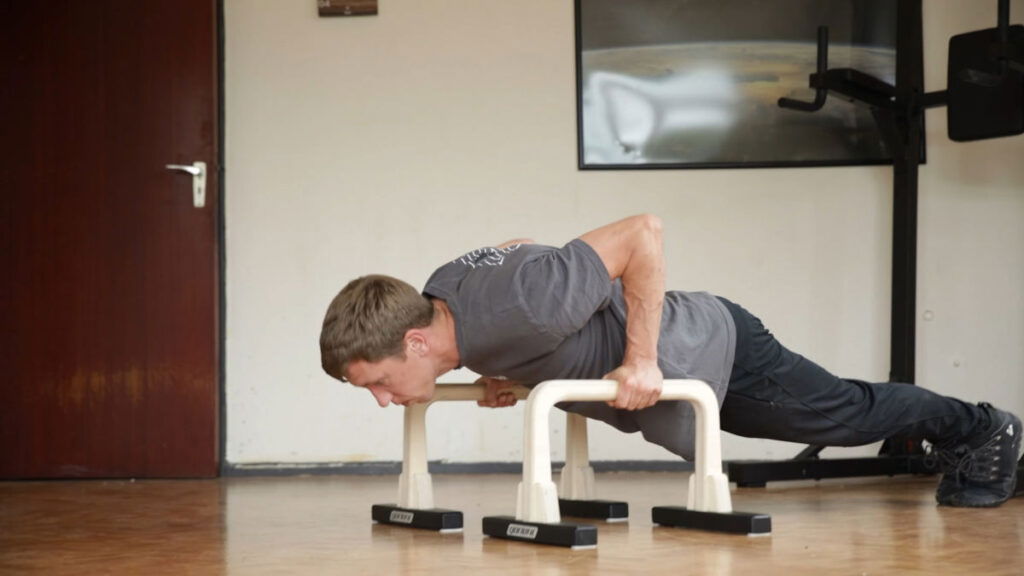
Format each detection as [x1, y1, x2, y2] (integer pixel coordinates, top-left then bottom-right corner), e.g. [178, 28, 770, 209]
[477, 377, 497, 407]
[499, 391, 517, 407]
[608, 383, 661, 411]
[477, 379, 519, 408]
[607, 393, 626, 409]
[644, 389, 660, 408]
[637, 388, 659, 410]
[487, 392, 516, 408]
[606, 372, 630, 409]
[603, 362, 663, 411]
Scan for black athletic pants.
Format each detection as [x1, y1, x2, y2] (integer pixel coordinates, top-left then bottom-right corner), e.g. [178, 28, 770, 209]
[717, 297, 987, 448]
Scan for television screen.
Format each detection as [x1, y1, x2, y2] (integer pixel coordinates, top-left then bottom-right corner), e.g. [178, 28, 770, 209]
[576, 0, 899, 169]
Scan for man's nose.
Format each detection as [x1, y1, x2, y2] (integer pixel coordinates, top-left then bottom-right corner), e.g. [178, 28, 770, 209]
[370, 388, 391, 408]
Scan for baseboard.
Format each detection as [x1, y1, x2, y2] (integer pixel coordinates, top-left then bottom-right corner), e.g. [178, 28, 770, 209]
[223, 459, 696, 477]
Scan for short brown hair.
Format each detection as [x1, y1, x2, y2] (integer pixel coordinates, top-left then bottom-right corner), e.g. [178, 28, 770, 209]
[320, 275, 435, 381]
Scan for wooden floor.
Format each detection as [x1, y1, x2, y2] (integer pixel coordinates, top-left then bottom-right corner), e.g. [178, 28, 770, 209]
[2, 472, 1023, 575]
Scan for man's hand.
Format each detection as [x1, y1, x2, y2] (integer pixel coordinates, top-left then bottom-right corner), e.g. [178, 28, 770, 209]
[604, 361, 663, 411]
[476, 376, 521, 408]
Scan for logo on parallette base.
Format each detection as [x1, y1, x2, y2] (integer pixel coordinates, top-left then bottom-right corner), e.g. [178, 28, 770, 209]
[389, 510, 414, 524]
[506, 523, 539, 539]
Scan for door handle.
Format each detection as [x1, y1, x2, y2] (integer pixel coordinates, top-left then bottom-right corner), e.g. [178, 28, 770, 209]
[166, 161, 207, 208]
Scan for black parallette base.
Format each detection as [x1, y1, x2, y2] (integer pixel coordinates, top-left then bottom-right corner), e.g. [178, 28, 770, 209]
[482, 515, 598, 548]
[371, 504, 463, 532]
[652, 506, 771, 535]
[558, 498, 628, 521]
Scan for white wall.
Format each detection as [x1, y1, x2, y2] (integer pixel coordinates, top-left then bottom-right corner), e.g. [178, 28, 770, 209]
[224, 0, 1024, 466]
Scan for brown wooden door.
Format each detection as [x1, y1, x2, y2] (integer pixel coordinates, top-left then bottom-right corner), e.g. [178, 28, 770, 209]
[0, 1, 220, 478]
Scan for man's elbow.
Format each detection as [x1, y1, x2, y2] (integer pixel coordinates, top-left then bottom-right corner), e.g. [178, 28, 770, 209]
[632, 214, 662, 244]
[640, 214, 662, 232]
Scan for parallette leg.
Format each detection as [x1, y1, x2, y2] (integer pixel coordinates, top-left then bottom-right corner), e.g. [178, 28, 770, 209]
[558, 413, 629, 522]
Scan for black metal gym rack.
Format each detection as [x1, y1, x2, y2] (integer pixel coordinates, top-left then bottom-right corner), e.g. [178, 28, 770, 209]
[725, 0, 1024, 492]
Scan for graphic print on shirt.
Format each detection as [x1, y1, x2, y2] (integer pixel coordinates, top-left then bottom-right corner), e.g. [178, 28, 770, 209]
[455, 244, 523, 269]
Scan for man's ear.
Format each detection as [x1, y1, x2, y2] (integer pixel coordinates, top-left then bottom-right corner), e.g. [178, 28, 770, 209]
[405, 330, 428, 356]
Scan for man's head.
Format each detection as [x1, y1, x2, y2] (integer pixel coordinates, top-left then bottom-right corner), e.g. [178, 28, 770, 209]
[320, 275, 437, 405]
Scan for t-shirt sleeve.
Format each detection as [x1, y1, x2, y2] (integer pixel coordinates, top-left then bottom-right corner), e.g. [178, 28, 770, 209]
[513, 238, 614, 338]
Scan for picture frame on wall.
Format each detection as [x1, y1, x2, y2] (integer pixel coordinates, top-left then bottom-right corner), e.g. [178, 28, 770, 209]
[575, 0, 901, 169]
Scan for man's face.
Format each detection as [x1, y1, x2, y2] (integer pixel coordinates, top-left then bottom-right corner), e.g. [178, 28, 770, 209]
[345, 353, 437, 407]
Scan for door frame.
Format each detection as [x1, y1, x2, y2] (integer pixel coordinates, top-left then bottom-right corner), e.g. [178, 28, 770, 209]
[216, 0, 227, 475]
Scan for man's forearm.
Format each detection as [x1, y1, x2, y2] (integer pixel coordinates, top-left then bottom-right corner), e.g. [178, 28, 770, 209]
[579, 215, 666, 410]
[619, 217, 664, 367]
[580, 214, 665, 362]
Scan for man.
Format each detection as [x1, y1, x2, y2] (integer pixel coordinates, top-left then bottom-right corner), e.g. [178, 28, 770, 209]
[320, 214, 1022, 508]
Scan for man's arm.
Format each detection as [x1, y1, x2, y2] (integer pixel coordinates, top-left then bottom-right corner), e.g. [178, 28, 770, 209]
[579, 214, 665, 411]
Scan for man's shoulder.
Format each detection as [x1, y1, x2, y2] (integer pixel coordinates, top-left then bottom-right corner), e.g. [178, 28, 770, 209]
[449, 243, 537, 270]
[423, 243, 552, 298]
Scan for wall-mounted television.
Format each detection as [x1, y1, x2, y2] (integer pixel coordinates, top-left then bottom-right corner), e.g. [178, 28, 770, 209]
[575, 0, 902, 169]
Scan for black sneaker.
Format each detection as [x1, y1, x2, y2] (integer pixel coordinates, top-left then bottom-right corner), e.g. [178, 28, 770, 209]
[928, 403, 1023, 508]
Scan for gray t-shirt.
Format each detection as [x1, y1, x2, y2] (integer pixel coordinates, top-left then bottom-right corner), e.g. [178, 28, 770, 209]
[422, 238, 736, 460]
